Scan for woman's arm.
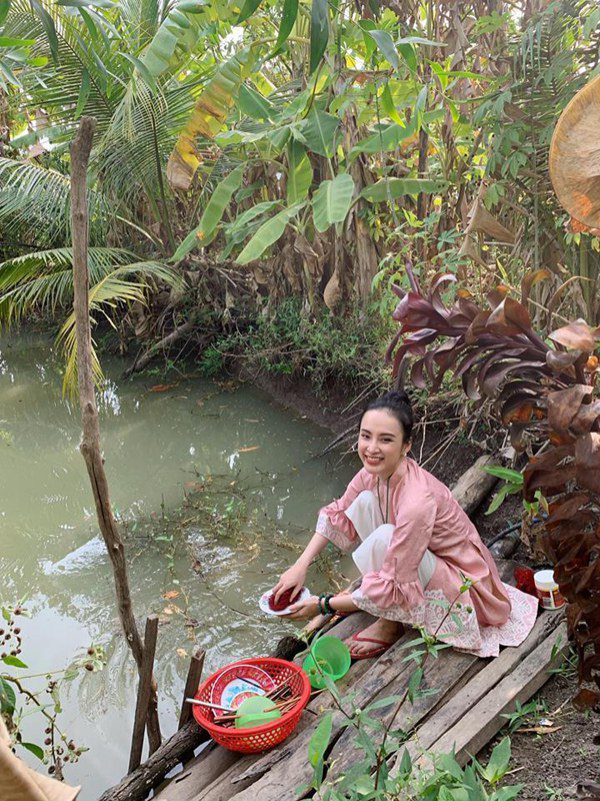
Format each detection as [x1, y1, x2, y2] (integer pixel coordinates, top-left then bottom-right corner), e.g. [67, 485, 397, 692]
[272, 470, 366, 603]
[272, 533, 329, 603]
[285, 589, 359, 620]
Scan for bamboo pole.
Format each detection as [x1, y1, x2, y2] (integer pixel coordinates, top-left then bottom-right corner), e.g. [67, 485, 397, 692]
[178, 649, 206, 730]
[129, 616, 159, 773]
[70, 116, 161, 752]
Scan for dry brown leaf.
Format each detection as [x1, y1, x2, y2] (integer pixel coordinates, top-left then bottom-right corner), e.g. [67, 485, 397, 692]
[149, 384, 175, 392]
[549, 320, 597, 351]
[516, 725, 561, 735]
[550, 74, 600, 229]
[163, 590, 180, 600]
[238, 446, 260, 453]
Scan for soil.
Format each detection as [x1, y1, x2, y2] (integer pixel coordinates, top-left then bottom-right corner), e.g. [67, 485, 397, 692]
[245, 370, 353, 434]
[479, 669, 600, 800]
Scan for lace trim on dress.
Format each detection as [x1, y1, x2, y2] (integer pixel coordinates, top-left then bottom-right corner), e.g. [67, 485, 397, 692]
[316, 512, 356, 553]
[352, 582, 539, 658]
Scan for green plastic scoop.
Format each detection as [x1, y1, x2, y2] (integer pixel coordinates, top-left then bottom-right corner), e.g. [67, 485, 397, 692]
[234, 695, 281, 729]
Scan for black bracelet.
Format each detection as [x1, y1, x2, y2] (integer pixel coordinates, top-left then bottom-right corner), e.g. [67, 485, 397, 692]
[324, 594, 334, 615]
[318, 594, 326, 615]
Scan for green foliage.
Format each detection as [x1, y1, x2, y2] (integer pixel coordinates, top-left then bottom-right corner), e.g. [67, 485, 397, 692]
[484, 466, 524, 516]
[173, 164, 246, 260]
[308, 711, 332, 785]
[309, 0, 329, 75]
[312, 173, 355, 233]
[500, 700, 547, 734]
[3, 0, 600, 390]
[0, 248, 182, 395]
[236, 202, 306, 264]
[483, 465, 547, 518]
[305, 593, 522, 800]
[286, 140, 313, 205]
[211, 298, 388, 395]
[0, 603, 104, 773]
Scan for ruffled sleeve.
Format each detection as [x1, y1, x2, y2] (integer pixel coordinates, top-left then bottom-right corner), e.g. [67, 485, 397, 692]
[353, 490, 436, 610]
[315, 471, 367, 553]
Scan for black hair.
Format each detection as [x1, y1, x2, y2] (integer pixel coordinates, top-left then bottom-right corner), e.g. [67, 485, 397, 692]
[361, 390, 414, 441]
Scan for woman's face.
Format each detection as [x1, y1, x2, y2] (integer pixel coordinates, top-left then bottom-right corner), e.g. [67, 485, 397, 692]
[358, 409, 411, 479]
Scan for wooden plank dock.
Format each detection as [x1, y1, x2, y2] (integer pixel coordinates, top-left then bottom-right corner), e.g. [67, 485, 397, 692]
[154, 586, 566, 801]
[99, 458, 563, 801]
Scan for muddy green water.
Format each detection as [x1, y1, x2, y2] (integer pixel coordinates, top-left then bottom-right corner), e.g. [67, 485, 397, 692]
[0, 334, 355, 797]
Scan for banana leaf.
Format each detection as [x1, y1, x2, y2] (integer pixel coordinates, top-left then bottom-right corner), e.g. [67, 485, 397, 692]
[167, 48, 257, 190]
[312, 173, 354, 232]
[236, 202, 305, 264]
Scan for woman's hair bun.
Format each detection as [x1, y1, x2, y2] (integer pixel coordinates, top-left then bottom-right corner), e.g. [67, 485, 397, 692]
[362, 390, 414, 440]
[378, 390, 412, 409]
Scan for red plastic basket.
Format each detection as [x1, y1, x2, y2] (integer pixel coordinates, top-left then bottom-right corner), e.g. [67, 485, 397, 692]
[192, 657, 311, 754]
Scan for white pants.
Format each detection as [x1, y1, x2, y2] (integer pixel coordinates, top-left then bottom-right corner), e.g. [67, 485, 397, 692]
[345, 490, 436, 588]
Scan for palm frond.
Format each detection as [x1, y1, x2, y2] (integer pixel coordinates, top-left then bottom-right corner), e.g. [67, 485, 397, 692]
[0, 245, 182, 325]
[5, 0, 119, 134]
[55, 261, 183, 397]
[0, 158, 110, 247]
[96, 73, 210, 209]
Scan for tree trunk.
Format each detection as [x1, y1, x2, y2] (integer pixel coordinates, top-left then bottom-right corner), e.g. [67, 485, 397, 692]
[97, 722, 206, 801]
[69, 116, 162, 754]
[343, 109, 380, 308]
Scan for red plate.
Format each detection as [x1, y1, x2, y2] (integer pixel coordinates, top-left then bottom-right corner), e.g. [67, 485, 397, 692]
[210, 663, 276, 712]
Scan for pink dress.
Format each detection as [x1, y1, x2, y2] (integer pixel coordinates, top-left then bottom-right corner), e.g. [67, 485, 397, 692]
[316, 458, 538, 657]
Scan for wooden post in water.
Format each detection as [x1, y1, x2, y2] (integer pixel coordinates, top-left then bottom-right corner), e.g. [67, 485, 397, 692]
[178, 649, 206, 730]
[129, 616, 160, 772]
[70, 116, 162, 753]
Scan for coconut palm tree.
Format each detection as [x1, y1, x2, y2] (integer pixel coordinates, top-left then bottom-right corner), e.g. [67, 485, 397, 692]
[0, 0, 216, 390]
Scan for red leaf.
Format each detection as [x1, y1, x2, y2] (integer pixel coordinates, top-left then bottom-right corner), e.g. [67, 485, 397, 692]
[486, 285, 509, 309]
[480, 359, 546, 398]
[546, 349, 583, 372]
[500, 395, 536, 424]
[571, 687, 600, 711]
[571, 401, 600, 435]
[523, 444, 575, 500]
[487, 297, 532, 334]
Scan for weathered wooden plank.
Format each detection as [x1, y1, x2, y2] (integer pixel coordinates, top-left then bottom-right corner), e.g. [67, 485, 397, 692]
[158, 612, 375, 801]
[153, 747, 240, 801]
[193, 614, 376, 801]
[390, 610, 565, 774]
[225, 635, 475, 801]
[426, 621, 568, 766]
[323, 646, 480, 786]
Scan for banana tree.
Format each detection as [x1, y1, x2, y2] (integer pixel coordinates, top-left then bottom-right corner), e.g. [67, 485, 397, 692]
[166, 0, 452, 308]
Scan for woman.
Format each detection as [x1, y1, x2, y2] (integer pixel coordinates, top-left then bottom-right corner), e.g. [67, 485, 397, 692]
[271, 391, 538, 659]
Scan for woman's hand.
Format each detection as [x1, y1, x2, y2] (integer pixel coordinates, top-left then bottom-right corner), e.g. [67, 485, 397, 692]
[271, 562, 307, 604]
[282, 595, 320, 620]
